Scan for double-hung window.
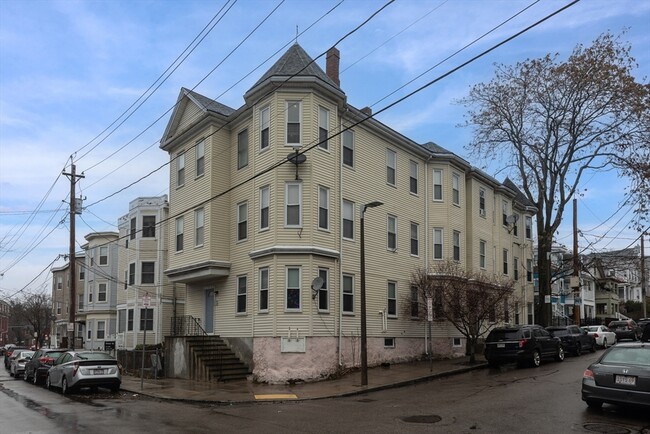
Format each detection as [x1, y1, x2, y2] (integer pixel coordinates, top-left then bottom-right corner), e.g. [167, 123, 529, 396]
[99, 246, 108, 266]
[343, 274, 354, 314]
[318, 106, 329, 150]
[387, 281, 397, 317]
[237, 202, 248, 241]
[433, 228, 443, 260]
[259, 268, 269, 312]
[286, 101, 301, 146]
[176, 153, 185, 187]
[342, 200, 354, 240]
[98, 283, 107, 302]
[386, 149, 396, 186]
[237, 276, 247, 313]
[141, 261, 155, 284]
[140, 309, 153, 331]
[525, 216, 533, 239]
[237, 129, 249, 169]
[260, 186, 270, 230]
[260, 107, 270, 151]
[143, 215, 156, 238]
[410, 222, 419, 256]
[318, 186, 329, 230]
[286, 267, 301, 311]
[318, 268, 329, 311]
[503, 249, 509, 275]
[97, 321, 105, 339]
[514, 257, 519, 280]
[343, 130, 354, 167]
[452, 173, 460, 206]
[479, 240, 487, 269]
[195, 208, 204, 246]
[513, 213, 520, 237]
[175, 217, 184, 251]
[196, 140, 205, 177]
[433, 169, 443, 201]
[409, 160, 418, 194]
[502, 200, 509, 226]
[130, 217, 136, 240]
[479, 188, 486, 217]
[387, 215, 397, 251]
[128, 263, 135, 286]
[527, 259, 533, 282]
[127, 309, 134, 331]
[453, 230, 461, 261]
[285, 182, 301, 227]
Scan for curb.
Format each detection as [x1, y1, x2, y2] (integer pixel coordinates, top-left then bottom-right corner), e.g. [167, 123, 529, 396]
[119, 362, 488, 405]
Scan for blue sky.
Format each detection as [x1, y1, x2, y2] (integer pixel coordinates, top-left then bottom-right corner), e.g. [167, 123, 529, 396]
[1, 0, 649, 297]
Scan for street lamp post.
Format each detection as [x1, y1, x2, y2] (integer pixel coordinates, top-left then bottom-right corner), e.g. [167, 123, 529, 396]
[360, 201, 383, 386]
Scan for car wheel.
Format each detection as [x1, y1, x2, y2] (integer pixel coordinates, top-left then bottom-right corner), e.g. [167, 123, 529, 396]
[46, 375, 52, 391]
[586, 399, 603, 409]
[589, 342, 596, 353]
[531, 350, 541, 367]
[555, 346, 565, 362]
[62, 377, 70, 395]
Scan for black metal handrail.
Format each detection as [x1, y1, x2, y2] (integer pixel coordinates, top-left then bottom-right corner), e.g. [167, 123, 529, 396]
[170, 315, 207, 336]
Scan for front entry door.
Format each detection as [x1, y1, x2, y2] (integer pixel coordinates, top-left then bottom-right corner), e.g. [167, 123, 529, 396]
[204, 289, 215, 334]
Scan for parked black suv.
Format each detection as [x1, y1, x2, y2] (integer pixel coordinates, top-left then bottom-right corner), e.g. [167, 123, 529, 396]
[484, 325, 565, 368]
[546, 325, 597, 356]
[608, 320, 642, 341]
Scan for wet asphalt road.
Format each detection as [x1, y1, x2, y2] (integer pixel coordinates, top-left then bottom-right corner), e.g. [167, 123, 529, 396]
[1, 351, 648, 433]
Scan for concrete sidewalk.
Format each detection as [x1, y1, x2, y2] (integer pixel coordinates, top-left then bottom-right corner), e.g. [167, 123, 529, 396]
[119, 356, 487, 404]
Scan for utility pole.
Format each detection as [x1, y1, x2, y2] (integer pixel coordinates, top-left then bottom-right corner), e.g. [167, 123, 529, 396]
[63, 158, 84, 349]
[572, 198, 581, 324]
[641, 232, 646, 318]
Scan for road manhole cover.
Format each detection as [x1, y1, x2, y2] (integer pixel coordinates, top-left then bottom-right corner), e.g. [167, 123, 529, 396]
[583, 423, 631, 434]
[402, 415, 442, 424]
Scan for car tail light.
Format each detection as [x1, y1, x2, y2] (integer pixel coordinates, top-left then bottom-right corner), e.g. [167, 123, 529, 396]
[519, 338, 529, 348]
[593, 333, 599, 338]
[583, 369, 594, 379]
[39, 356, 54, 364]
[72, 362, 79, 377]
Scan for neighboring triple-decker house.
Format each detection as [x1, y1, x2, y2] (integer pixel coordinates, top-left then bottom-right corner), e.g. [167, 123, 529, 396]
[159, 44, 536, 383]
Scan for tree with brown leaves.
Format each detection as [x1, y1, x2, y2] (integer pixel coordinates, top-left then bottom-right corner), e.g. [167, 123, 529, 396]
[460, 32, 650, 326]
[408, 261, 517, 363]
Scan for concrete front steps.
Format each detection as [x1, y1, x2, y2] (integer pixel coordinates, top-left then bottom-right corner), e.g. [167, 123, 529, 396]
[185, 336, 251, 382]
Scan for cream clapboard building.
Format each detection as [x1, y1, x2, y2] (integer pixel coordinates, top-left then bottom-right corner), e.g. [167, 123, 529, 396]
[116, 196, 176, 349]
[159, 44, 536, 383]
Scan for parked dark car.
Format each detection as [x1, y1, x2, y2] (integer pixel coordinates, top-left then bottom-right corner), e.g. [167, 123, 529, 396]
[608, 320, 642, 342]
[582, 341, 650, 409]
[46, 350, 121, 394]
[546, 325, 597, 356]
[484, 325, 565, 368]
[4, 346, 28, 369]
[24, 348, 66, 385]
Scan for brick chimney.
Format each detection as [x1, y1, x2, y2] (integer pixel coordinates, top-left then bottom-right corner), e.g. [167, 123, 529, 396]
[360, 107, 372, 116]
[326, 47, 340, 87]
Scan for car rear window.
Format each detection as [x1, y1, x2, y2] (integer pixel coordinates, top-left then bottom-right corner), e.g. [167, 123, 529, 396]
[601, 347, 650, 367]
[549, 329, 569, 336]
[587, 326, 600, 332]
[609, 321, 626, 327]
[487, 329, 523, 341]
[46, 351, 64, 359]
[79, 352, 115, 361]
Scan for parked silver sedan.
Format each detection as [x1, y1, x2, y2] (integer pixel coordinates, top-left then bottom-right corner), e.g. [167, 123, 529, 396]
[9, 350, 34, 378]
[46, 350, 121, 394]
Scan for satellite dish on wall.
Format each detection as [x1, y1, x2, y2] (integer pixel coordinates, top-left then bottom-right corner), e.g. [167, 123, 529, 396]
[506, 214, 519, 225]
[311, 276, 324, 299]
[287, 150, 307, 180]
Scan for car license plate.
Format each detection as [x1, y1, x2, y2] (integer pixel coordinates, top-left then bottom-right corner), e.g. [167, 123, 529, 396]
[615, 375, 636, 386]
[94, 369, 105, 375]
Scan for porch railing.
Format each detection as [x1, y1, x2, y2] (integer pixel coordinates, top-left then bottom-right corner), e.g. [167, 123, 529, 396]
[170, 315, 207, 336]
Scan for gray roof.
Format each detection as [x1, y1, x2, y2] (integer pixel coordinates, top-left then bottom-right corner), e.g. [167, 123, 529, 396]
[183, 87, 235, 117]
[249, 43, 340, 91]
[503, 177, 535, 208]
[421, 141, 453, 154]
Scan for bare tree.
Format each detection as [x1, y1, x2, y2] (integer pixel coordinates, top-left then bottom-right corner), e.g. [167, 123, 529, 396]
[407, 261, 517, 363]
[460, 32, 650, 326]
[11, 294, 53, 348]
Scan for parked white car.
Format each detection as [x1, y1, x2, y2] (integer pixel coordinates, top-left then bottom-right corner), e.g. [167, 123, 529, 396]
[582, 325, 617, 348]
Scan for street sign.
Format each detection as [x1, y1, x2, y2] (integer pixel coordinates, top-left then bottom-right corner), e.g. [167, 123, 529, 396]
[67, 323, 74, 332]
[426, 297, 433, 322]
[142, 293, 151, 307]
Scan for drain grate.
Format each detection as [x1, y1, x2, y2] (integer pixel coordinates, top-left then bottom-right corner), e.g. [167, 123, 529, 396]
[402, 415, 442, 424]
[583, 423, 631, 434]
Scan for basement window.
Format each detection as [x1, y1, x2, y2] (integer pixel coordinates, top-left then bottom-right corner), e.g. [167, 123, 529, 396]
[453, 337, 462, 347]
[384, 338, 395, 348]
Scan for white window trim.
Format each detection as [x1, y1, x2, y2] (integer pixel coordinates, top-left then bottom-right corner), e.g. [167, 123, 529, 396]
[387, 281, 397, 318]
[285, 182, 302, 228]
[433, 169, 443, 201]
[195, 208, 204, 247]
[452, 173, 460, 206]
[479, 240, 487, 269]
[176, 152, 185, 188]
[410, 222, 419, 257]
[386, 149, 396, 187]
[318, 186, 330, 231]
[195, 139, 205, 178]
[453, 230, 461, 262]
[433, 228, 443, 260]
[260, 106, 270, 152]
[286, 101, 302, 147]
[259, 267, 269, 313]
[387, 214, 397, 251]
[342, 200, 355, 241]
[479, 188, 486, 218]
[236, 275, 247, 314]
[342, 273, 354, 315]
[342, 130, 354, 168]
[237, 202, 248, 242]
[317, 268, 329, 313]
[318, 106, 329, 151]
[175, 216, 184, 252]
[260, 186, 270, 231]
[285, 266, 301, 312]
[237, 129, 249, 169]
[409, 160, 418, 195]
